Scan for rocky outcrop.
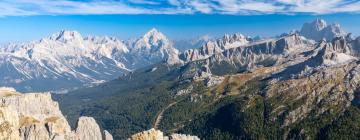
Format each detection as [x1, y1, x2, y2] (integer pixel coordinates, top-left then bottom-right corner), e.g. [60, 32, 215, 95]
[103, 130, 114, 140]
[0, 87, 112, 140]
[128, 128, 200, 140]
[204, 34, 314, 73]
[0, 105, 20, 140]
[75, 117, 103, 140]
[179, 33, 250, 62]
[178, 34, 315, 89]
[169, 134, 200, 140]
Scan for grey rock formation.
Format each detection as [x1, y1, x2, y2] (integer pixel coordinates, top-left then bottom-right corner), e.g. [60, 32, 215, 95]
[170, 134, 201, 140]
[0, 87, 113, 140]
[75, 117, 103, 140]
[128, 128, 200, 140]
[206, 34, 314, 71]
[179, 33, 250, 62]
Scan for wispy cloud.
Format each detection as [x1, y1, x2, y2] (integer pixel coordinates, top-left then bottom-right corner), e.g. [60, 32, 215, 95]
[0, 0, 360, 16]
[189, 1, 212, 14]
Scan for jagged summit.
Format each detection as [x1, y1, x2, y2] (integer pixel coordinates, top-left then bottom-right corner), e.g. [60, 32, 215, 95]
[313, 18, 327, 31]
[135, 28, 170, 49]
[300, 19, 327, 34]
[300, 18, 346, 41]
[49, 30, 83, 42]
[146, 28, 161, 35]
[221, 33, 249, 48]
[179, 32, 252, 62]
[130, 28, 181, 65]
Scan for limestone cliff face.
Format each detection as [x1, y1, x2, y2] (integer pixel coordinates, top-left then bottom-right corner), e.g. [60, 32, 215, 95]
[75, 117, 103, 140]
[0, 87, 112, 140]
[128, 128, 200, 140]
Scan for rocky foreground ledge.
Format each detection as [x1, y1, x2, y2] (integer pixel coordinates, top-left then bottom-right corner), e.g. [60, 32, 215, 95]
[0, 87, 200, 140]
[0, 87, 113, 140]
[128, 128, 200, 140]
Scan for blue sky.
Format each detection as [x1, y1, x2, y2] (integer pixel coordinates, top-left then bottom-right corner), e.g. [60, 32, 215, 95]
[1, 0, 360, 43]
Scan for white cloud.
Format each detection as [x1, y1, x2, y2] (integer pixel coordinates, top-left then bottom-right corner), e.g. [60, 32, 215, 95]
[332, 1, 360, 13]
[128, 0, 160, 5]
[189, 0, 213, 14]
[287, 0, 343, 14]
[0, 0, 360, 16]
[239, 2, 282, 12]
[168, 0, 181, 6]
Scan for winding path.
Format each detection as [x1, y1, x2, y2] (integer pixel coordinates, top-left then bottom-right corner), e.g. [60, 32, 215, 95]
[153, 101, 178, 129]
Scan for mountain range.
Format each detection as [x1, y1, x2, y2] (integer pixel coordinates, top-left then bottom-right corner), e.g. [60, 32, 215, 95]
[48, 19, 360, 140]
[2, 18, 360, 139]
[1, 18, 347, 93]
[0, 28, 180, 92]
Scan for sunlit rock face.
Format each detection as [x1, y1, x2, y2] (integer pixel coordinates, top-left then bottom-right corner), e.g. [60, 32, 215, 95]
[128, 128, 200, 140]
[0, 87, 113, 140]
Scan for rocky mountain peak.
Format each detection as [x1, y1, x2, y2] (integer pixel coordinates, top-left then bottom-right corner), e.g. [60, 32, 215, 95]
[313, 18, 327, 31]
[179, 33, 251, 62]
[50, 30, 83, 42]
[130, 28, 182, 65]
[140, 28, 169, 48]
[221, 33, 249, 47]
[300, 18, 327, 33]
[300, 19, 346, 41]
[146, 28, 161, 35]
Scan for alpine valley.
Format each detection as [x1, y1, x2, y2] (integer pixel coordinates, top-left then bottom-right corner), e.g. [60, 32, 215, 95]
[3, 18, 360, 140]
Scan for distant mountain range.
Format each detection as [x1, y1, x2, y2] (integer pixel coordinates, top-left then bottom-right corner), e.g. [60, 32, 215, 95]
[0, 19, 349, 93]
[0, 28, 181, 92]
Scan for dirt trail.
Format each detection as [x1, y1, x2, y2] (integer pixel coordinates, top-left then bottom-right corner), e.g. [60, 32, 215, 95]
[153, 101, 178, 129]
